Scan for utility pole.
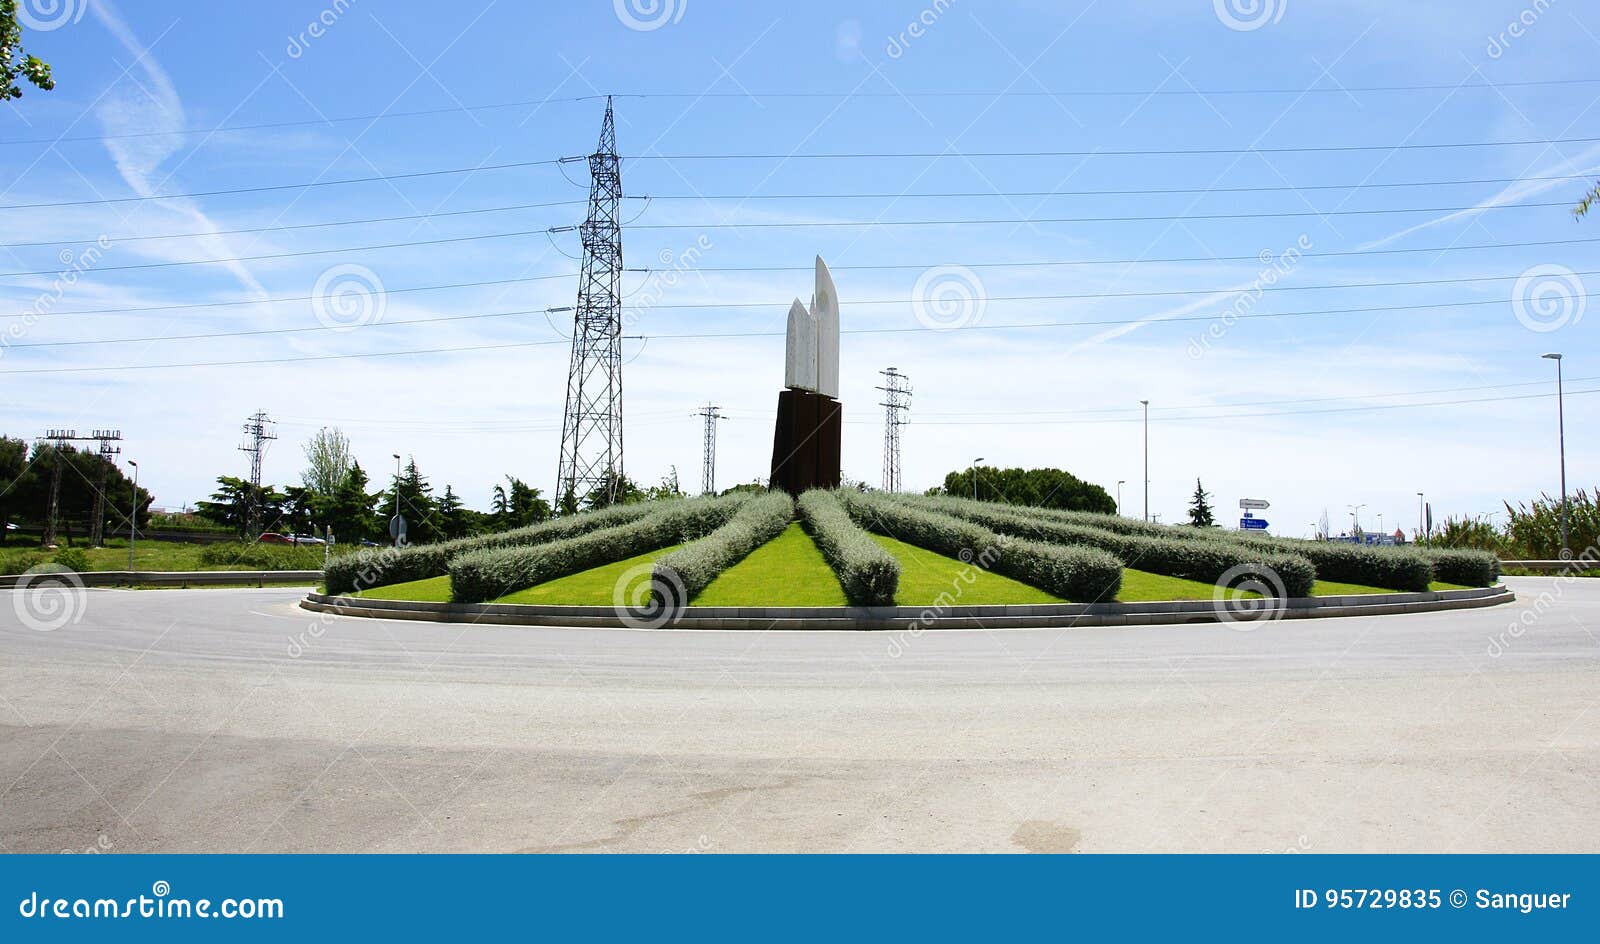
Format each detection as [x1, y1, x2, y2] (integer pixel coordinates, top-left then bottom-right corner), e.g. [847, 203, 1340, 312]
[127, 460, 139, 570]
[1117, 480, 1126, 517]
[876, 367, 912, 492]
[693, 404, 726, 495]
[239, 411, 277, 539]
[556, 96, 625, 511]
[89, 429, 122, 547]
[39, 428, 73, 547]
[1140, 400, 1150, 522]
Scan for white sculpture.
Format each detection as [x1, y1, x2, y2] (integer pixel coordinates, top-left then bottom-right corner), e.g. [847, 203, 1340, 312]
[782, 256, 840, 399]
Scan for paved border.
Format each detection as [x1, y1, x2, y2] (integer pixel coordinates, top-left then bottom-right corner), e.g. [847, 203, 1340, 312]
[0, 570, 321, 589]
[299, 584, 1515, 630]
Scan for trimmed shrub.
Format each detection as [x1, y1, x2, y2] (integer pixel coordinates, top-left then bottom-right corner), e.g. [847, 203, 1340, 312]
[324, 501, 666, 594]
[199, 542, 325, 571]
[653, 491, 795, 607]
[901, 494, 1314, 597]
[449, 494, 745, 603]
[52, 548, 91, 573]
[931, 496, 1436, 593]
[1422, 548, 1500, 587]
[798, 490, 899, 606]
[838, 491, 1122, 602]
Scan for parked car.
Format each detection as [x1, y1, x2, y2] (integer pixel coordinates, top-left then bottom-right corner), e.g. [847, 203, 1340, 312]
[258, 532, 295, 546]
[289, 534, 326, 546]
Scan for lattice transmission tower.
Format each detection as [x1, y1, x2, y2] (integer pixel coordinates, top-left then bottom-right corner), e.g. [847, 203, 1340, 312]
[694, 404, 726, 495]
[556, 96, 625, 510]
[239, 410, 277, 538]
[877, 367, 912, 492]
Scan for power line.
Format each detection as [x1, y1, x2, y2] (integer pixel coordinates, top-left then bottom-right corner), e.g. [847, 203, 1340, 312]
[624, 201, 1570, 231]
[10, 77, 1600, 146]
[0, 199, 587, 250]
[876, 368, 912, 493]
[0, 203, 1570, 281]
[0, 293, 1555, 370]
[693, 404, 727, 495]
[15, 177, 1593, 252]
[629, 134, 1600, 161]
[638, 174, 1595, 200]
[19, 233, 1600, 322]
[0, 157, 567, 211]
[0, 227, 572, 279]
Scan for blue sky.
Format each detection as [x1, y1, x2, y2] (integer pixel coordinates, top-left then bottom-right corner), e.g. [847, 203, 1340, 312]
[2, 0, 1596, 536]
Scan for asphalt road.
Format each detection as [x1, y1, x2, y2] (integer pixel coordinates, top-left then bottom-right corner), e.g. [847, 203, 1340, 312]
[1, 577, 1595, 853]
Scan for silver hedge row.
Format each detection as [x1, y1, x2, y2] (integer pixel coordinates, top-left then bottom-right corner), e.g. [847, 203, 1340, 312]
[838, 490, 1122, 602]
[797, 490, 900, 606]
[322, 501, 660, 595]
[652, 491, 796, 608]
[1023, 504, 1464, 591]
[904, 494, 1316, 597]
[448, 494, 748, 604]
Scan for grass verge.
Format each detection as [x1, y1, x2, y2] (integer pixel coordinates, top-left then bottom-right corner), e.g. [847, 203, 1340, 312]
[692, 523, 845, 607]
[871, 533, 1066, 606]
[496, 544, 686, 606]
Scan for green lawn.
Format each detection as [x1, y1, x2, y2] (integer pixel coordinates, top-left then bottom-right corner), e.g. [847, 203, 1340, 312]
[870, 533, 1067, 606]
[0, 538, 336, 574]
[496, 543, 686, 605]
[352, 574, 453, 602]
[693, 524, 846, 606]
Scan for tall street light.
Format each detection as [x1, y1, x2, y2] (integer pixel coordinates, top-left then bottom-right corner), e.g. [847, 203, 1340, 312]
[971, 457, 985, 501]
[392, 453, 403, 548]
[1117, 480, 1126, 517]
[1542, 353, 1570, 558]
[1140, 400, 1150, 522]
[127, 460, 139, 571]
[1416, 491, 1425, 544]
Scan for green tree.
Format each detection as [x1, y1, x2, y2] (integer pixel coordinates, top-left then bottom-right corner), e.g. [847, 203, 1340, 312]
[646, 466, 686, 501]
[384, 458, 438, 544]
[584, 470, 643, 510]
[937, 466, 1115, 513]
[0, 0, 54, 102]
[300, 426, 352, 496]
[318, 462, 379, 545]
[1187, 478, 1215, 527]
[504, 476, 551, 527]
[0, 435, 29, 540]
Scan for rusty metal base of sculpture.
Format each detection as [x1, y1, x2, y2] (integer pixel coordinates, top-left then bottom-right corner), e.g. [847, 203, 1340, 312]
[770, 389, 841, 496]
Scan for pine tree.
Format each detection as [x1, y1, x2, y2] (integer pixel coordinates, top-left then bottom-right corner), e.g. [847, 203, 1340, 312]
[1187, 478, 1215, 528]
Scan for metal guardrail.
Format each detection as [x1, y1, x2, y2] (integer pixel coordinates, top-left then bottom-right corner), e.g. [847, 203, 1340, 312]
[0, 570, 321, 589]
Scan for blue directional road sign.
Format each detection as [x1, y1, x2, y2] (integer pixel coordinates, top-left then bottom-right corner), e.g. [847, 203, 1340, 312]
[1240, 517, 1269, 530]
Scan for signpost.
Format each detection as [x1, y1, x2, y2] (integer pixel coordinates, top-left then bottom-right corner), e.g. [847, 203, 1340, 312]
[1239, 498, 1270, 510]
[1240, 517, 1269, 531]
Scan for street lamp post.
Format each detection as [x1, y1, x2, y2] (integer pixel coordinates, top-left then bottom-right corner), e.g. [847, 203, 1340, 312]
[127, 460, 139, 571]
[1417, 491, 1425, 544]
[1348, 503, 1365, 535]
[1140, 400, 1150, 522]
[1542, 353, 1570, 558]
[1117, 480, 1126, 517]
[970, 457, 985, 501]
[392, 453, 403, 548]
